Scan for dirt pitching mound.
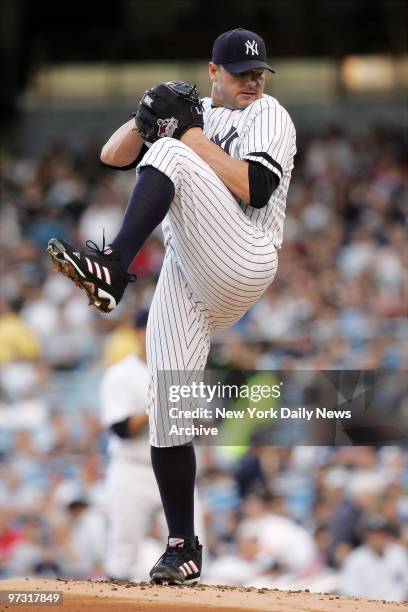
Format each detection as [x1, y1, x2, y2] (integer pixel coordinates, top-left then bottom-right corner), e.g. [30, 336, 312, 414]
[0, 578, 405, 611]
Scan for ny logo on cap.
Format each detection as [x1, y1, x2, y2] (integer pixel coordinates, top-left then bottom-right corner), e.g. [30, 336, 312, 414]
[245, 40, 259, 56]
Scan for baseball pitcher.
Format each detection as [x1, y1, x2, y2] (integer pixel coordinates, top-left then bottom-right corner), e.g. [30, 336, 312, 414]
[47, 28, 296, 585]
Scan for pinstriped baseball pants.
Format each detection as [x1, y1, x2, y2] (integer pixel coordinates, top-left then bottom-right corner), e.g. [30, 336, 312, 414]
[138, 138, 278, 447]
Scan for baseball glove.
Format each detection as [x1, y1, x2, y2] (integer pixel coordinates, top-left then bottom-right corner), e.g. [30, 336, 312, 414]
[135, 80, 203, 143]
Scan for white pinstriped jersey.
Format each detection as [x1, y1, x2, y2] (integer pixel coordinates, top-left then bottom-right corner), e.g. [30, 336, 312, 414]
[201, 94, 296, 248]
[138, 137, 280, 446]
[137, 94, 295, 446]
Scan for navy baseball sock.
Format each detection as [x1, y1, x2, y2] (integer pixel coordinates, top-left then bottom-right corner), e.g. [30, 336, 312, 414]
[111, 166, 175, 272]
[150, 444, 196, 542]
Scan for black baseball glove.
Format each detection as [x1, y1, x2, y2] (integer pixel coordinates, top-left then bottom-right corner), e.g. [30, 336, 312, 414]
[135, 80, 204, 144]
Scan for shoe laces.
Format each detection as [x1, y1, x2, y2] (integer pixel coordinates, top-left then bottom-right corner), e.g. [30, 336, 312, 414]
[85, 228, 108, 256]
[161, 544, 186, 566]
[85, 231, 136, 282]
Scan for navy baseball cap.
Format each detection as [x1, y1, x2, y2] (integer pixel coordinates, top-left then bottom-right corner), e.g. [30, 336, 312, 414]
[212, 28, 275, 74]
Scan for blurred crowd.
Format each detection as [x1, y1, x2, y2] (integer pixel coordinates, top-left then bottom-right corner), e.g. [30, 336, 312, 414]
[0, 124, 407, 600]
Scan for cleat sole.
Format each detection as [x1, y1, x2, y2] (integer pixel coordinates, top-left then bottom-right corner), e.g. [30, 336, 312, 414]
[150, 575, 200, 586]
[46, 239, 114, 314]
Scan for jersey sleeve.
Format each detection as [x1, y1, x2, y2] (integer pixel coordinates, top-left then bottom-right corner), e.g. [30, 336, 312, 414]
[241, 102, 296, 185]
[99, 359, 149, 428]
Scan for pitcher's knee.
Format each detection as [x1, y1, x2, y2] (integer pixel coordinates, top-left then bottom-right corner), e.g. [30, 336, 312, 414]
[141, 137, 204, 187]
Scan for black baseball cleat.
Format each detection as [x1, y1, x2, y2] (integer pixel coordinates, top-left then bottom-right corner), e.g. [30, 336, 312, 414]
[150, 536, 202, 585]
[46, 238, 136, 313]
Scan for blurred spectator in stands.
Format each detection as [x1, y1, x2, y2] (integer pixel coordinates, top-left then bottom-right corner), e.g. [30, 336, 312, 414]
[238, 491, 317, 573]
[204, 531, 265, 586]
[7, 515, 44, 576]
[198, 467, 240, 556]
[78, 181, 123, 245]
[339, 514, 408, 602]
[0, 299, 40, 365]
[64, 499, 106, 579]
[234, 447, 287, 499]
[32, 537, 63, 578]
[326, 468, 387, 567]
[0, 511, 23, 574]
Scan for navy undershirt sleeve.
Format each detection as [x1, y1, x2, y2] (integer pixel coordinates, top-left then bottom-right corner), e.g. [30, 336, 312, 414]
[110, 417, 131, 439]
[248, 161, 279, 209]
[100, 144, 148, 171]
